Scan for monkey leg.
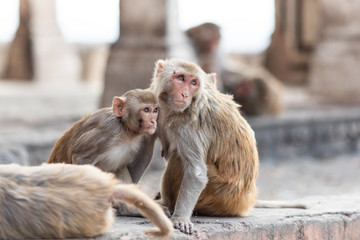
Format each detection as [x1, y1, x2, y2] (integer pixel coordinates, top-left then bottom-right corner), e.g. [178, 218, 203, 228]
[159, 156, 184, 213]
[113, 167, 142, 216]
[111, 184, 173, 239]
[195, 179, 257, 217]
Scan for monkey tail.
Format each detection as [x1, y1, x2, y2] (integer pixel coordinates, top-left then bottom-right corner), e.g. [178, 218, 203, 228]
[255, 200, 308, 209]
[111, 184, 173, 238]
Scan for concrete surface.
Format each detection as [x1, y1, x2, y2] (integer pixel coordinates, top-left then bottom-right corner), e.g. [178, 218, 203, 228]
[97, 195, 360, 239]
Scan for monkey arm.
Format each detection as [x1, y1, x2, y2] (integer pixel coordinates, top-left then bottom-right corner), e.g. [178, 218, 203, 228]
[128, 134, 157, 183]
[172, 139, 208, 234]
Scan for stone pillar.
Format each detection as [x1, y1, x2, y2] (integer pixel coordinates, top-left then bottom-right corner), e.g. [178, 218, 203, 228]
[309, 0, 360, 103]
[29, 0, 80, 82]
[4, 0, 33, 80]
[264, 0, 321, 84]
[100, 0, 195, 107]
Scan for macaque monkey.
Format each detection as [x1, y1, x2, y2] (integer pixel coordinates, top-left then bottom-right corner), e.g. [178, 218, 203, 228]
[150, 58, 259, 234]
[186, 23, 221, 75]
[222, 66, 283, 116]
[0, 163, 173, 239]
[48, 89, 159, 215]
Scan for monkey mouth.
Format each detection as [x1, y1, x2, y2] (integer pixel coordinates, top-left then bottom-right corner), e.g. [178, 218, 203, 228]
[142, 126, 157, 134]
[172, 100, 187, 108]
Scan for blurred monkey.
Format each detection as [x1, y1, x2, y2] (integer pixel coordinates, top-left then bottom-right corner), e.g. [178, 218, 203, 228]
[0, 163, 173, 239]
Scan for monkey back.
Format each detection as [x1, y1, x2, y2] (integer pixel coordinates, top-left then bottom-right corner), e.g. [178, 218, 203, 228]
[0, 163, 119, 239]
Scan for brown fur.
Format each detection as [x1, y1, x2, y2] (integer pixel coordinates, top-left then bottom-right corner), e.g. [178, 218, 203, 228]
[150, 59, 259, 233]
[0, 163, 173, 239]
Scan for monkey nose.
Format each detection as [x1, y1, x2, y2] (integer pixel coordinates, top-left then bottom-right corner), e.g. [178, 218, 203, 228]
[182, 93, 188, 98]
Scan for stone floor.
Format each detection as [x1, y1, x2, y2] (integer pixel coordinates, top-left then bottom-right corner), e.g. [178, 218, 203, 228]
[99, 195, 360, 239]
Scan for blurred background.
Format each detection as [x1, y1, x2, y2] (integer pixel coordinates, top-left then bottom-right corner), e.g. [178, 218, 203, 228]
[0, 0, 359, 200]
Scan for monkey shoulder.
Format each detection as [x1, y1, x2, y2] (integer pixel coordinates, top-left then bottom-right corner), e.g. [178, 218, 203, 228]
[71, 108, 119, 152]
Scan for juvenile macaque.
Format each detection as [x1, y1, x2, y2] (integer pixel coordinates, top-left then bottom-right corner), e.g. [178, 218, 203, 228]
[48, 88, 158, 184]
[48, 89, 159, 215]
[150, 59, 259, 234]
[0, 164, 173, 239]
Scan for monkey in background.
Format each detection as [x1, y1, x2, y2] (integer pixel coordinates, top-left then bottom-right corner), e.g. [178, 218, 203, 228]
[222, 65, 283, 115]
[48, 89, 159, 215]
[0, 163, 173, 239]
[150, 58, 259, 234]
[186, 22, 283, 116]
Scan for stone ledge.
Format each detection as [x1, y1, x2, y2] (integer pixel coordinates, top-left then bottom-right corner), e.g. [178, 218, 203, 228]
[97, 195, 360, 240]
[248, 106, 360, 160]
[2, 106, 360, 165]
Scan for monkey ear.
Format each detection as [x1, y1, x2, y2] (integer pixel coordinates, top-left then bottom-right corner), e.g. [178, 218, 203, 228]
[208, 73, 217, 86]
[112, 96, 127, 117]
[155, 59, 165, 77]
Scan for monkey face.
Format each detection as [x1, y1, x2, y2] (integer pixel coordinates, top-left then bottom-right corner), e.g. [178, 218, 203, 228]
[165, 72, 199, 112]
[138, 104, 159, 135]
[113, 89, 159, 135]
[152, 59, 207, 113]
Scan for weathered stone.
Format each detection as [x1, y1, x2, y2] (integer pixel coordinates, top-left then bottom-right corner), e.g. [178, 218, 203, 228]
[309, 41, 360, 103]
[29, 0, 81, 82]
[95, 196, 360, 239]
[265, 0, 321, 84]
[308, 0, 360, 103]
[4, 0, 34, 80]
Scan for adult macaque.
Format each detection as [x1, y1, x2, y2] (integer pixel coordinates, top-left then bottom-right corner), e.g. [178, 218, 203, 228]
[0, 164, 173, 239]
[48, 89, 159, 215]
[150, 58, 259, 234]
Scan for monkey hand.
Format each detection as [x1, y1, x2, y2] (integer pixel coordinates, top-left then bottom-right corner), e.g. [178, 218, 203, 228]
[161, 206, 172, 218]
[171, 216, 194, 234]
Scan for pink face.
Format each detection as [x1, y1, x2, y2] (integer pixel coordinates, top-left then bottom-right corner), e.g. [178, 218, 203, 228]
[139, 105, 158, 135]
[168, 72, 200, 110]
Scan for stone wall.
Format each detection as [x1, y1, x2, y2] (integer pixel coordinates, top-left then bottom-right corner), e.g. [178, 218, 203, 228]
[264, 0, 321, 85]
[308, 0, 360, 103]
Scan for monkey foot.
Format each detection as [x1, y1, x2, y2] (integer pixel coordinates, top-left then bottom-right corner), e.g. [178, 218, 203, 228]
[171, 216, 195, 234]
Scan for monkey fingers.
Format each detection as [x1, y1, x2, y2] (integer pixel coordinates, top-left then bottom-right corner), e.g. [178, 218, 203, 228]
[161, 206, 172, 218]
[171, 216, 194, 234]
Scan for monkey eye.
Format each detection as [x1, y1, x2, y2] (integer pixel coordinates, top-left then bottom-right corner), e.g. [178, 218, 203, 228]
[177, 75, 185, 81]
[190, 79, 197, 85]
[144, 107, 150, 112]
[153, 107, 158, 113]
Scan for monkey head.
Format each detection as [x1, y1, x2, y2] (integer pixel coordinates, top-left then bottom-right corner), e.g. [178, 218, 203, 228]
[186, 22, 221, 55]
[112, 89, 159, 135]
[151, 59, 208, 113]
